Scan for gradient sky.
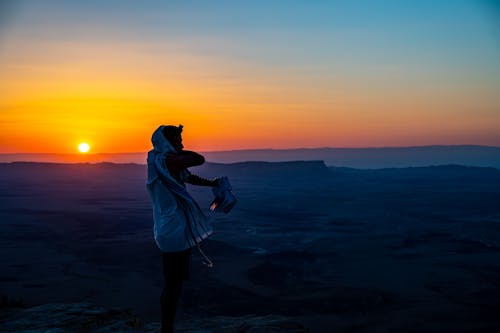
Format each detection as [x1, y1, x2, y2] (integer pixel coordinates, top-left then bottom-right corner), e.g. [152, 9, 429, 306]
[1, 0, 499, 153]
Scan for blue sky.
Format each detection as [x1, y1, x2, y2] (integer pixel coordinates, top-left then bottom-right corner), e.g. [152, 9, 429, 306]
[1, 1, 499, 152]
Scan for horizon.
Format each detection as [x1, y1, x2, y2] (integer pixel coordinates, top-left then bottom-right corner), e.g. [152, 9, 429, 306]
[2, 145, 500, 169]
[1, 1, 500, 154]
[2, 143, 500, 155]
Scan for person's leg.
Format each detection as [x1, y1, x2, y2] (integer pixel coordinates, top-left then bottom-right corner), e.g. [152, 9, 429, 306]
[161, 248, 192, 333]
[161, 275, 183, 333]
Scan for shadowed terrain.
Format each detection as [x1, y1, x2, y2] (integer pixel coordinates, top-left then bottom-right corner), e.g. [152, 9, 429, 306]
[1, 161, 500, 332]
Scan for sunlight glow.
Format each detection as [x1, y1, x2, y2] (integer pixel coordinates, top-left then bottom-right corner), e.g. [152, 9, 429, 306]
[78, 142, 90, 153]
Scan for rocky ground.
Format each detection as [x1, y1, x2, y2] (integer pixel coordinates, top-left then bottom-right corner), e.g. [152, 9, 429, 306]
[0, 302, 308, 333]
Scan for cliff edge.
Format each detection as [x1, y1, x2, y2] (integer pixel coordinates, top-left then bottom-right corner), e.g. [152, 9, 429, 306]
[0, 302, 308, 333]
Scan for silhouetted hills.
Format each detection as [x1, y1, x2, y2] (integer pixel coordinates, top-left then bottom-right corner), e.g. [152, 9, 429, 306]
[203, 145, 500, 168]
[0, 161, 143, 177]
[0, 160, 331, 183]
[330, 164, 500, 181]
[2, 161, 500, 187]
[2, 145, 500, 168]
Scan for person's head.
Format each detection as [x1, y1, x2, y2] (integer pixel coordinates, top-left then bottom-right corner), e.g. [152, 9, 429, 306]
[162, 125, 184, 152]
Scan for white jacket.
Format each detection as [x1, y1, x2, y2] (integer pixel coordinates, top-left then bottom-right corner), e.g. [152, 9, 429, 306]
[146, 126, 213, 252]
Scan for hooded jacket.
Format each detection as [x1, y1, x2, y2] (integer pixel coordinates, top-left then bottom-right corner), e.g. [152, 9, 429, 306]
[146, 126, 213, 252]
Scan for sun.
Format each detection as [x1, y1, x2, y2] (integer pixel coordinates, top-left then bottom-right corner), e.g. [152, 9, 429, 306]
[78, 142, 90, 153]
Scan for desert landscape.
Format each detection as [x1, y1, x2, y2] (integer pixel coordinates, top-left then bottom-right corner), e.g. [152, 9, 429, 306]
[1, 160, 500, 332]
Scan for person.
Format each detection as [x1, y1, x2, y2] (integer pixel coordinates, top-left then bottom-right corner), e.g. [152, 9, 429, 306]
[146, 124, 218, 333]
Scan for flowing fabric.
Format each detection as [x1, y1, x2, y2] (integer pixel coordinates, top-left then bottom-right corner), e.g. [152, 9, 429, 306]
[210, 176, 237, 213]
[146, 126, 213, 252]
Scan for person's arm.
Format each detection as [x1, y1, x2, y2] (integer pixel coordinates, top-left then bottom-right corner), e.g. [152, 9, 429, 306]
[165, 150, 205, 175]
[186, 173, 218, 187]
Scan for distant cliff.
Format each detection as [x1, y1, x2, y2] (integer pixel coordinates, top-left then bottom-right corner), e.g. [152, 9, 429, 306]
[0, 160, 331, 183]
[2, 145, 500, 168]
[203, 145, 500, 169]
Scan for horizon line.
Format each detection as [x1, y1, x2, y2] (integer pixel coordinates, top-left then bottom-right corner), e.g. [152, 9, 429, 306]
[2, 144, 500, 155]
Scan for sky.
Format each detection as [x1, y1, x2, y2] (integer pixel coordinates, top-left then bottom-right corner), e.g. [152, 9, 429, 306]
[1, 0, 499, 154]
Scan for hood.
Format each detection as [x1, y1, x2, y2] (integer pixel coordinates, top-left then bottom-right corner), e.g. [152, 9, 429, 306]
[151, 125, 176, 154]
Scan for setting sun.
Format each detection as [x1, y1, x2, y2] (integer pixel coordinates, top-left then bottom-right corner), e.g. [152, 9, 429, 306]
[78, 142, 90, 153]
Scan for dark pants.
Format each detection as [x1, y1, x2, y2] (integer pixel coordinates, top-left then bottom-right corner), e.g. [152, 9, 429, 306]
[161, 248, 192, 333]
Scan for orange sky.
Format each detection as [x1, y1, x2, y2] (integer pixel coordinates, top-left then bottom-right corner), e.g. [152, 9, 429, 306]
[1, 1, 499, 154]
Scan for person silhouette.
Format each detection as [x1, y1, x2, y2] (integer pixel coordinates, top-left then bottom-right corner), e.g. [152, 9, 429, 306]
[146, 125, 218, 333]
